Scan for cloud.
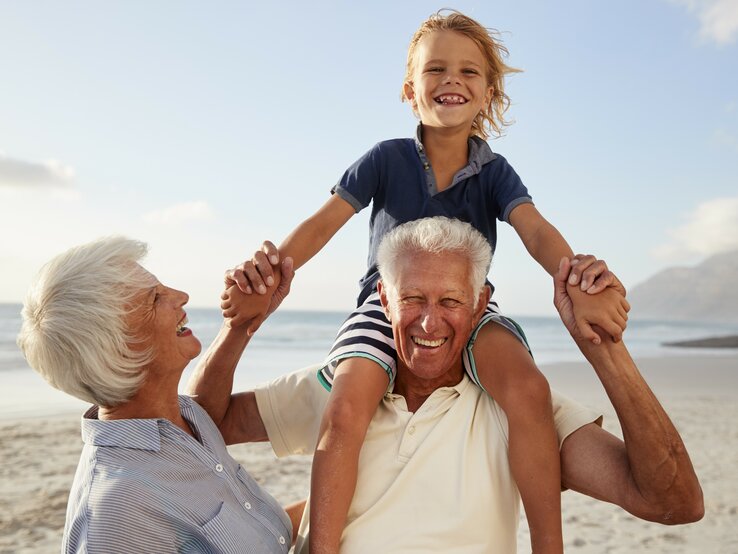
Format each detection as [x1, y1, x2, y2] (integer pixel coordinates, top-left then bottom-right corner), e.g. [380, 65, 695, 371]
[655, 196, 738, 259]
[671, 0, 738, 44]
[713, 129, 738, 151]
[0, 152, 75, 188]
[142, 201, 215, 225]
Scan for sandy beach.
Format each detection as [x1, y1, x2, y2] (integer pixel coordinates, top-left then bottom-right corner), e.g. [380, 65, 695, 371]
[1, 353, 736, 554]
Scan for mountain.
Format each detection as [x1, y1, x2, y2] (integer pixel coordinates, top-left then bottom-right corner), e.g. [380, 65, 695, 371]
[628, 249, 738, 323]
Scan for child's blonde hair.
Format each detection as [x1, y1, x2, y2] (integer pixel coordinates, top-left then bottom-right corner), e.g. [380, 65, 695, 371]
[401, 9, 521, 140]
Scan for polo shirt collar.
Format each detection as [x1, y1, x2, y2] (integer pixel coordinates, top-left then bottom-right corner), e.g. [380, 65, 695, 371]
[388, 372, 472, 405]
[413, 124, 496, 188]
[81, 396, 200, 452]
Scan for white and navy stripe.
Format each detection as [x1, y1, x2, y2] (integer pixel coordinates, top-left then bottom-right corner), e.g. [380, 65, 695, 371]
[62, 396, 291, 554]
[318, 292, 531, 391]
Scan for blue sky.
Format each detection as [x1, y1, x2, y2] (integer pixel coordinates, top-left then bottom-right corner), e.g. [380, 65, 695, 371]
[1, 0, 736, 316]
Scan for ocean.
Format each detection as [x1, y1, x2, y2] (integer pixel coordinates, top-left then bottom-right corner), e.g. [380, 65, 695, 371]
[2, 302, 737, 418]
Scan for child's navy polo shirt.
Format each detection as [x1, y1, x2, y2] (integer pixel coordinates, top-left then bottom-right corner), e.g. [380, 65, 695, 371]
[332, 129, 533, 306]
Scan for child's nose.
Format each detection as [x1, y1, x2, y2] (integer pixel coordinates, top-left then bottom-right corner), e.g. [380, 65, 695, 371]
[442, 71, 461, 85]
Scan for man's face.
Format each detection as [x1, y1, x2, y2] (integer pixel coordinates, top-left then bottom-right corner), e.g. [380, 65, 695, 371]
[379, 250, 488, 387]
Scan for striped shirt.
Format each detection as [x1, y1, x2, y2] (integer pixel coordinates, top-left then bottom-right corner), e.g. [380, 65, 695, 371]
[62, 396, 291, 554]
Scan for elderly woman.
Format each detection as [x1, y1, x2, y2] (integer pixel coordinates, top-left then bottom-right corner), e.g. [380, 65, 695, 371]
[17, 236, 298, 554]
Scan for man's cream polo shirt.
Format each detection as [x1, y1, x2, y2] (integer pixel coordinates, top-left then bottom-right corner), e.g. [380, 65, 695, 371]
[254, 366, 601, 553]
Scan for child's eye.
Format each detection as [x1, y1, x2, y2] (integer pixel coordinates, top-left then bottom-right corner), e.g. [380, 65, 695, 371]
[463, 68, 479, 75]
[426, 67, 444, 73]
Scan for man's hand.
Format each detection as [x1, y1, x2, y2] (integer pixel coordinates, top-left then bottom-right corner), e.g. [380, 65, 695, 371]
[557, 256, 630, 344]
[567, 254, 626, 296]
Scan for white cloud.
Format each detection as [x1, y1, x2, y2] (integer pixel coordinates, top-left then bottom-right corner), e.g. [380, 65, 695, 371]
[655, 196, 738, 259]
[0, 152, 75, 187]
[671, 0, 738, 44]
[713, 128, 738, 151]
[142, 201, 215, 225]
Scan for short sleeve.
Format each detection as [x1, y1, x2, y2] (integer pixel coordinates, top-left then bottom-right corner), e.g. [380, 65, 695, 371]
[331, 144, 382, 213]
[550, 389, 603, 449]
[487, 154, 533, 223]
[254, 365, 329, 457]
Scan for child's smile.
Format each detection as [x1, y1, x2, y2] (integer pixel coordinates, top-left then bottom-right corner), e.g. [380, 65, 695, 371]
[434, 93, 468, 105]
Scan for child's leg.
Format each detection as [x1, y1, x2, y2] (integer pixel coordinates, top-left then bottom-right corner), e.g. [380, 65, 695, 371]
[310, 357, 388, 554]
[473, 322, 563, 554]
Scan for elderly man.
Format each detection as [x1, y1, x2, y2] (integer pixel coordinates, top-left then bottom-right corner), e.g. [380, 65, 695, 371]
[188, 217, 703, 553]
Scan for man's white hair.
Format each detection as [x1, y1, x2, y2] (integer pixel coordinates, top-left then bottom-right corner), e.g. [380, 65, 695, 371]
[377, 217, 492, 295]
[17, 237, 154, 407]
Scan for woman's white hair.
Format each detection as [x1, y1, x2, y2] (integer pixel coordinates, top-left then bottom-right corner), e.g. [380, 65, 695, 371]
[377, 217, 492, 296]
[17, 236, 154, 407]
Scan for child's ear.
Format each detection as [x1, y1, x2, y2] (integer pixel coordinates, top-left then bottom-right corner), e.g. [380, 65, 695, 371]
[484, 85, 494, 106]
[403, 81, 417, 108]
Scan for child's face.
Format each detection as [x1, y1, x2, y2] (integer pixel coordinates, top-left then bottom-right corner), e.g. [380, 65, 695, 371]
[404, 30, 493, 134]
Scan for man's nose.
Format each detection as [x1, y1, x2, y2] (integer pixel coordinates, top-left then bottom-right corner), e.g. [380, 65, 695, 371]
[420, 305, 440, 333]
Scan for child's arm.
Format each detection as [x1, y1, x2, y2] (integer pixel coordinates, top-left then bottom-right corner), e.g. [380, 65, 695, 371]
[230, 194, 356, 295]
[509, 203, 629, 343]
[221, 194, 355, 329]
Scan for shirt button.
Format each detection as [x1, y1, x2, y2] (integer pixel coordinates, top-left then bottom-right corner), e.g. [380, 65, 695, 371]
[215, 463, 223, 472]
[279, 536, 286, 545]
[244, 501, 252, 510]
[408, 426, 416, 435]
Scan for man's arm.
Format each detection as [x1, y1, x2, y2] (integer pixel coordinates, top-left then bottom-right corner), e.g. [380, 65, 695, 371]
[554, 258, 704, 524]
[186, 250, 294, 444]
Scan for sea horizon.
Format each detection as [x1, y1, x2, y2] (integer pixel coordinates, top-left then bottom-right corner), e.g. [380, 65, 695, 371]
[2, 302, 737, 419]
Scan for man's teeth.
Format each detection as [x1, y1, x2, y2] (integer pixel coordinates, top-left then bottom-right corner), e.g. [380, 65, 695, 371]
[435, 95, 467, 105]
[176, 316, 189, 336]
[413, 336, 446, 347]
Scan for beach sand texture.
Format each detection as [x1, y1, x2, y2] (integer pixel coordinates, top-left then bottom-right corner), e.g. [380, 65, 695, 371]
[1, 355, 736, 554]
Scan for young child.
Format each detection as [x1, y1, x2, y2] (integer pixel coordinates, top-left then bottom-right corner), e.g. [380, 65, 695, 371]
[225, 10, 629, 554]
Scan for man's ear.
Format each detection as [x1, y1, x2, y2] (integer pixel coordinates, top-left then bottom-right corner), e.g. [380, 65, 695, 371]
[377, 280, 392, 321]
[474, 284, 491, 322]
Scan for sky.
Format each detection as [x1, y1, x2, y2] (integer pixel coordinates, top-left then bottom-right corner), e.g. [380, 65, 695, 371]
[1, 0, 736, 316]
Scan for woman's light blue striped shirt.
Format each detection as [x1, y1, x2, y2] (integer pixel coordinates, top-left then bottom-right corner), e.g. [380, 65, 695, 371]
[62, 396, 291, 553]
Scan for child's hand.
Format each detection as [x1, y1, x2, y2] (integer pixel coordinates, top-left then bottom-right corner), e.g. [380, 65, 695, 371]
[555, 257, 630, 344]
[569, 286, 629, 344]
[564, 255, 630, 344]
[221, 242, 294, 333]
[228, 241, 281, 296]
[567, 254, 627, 296]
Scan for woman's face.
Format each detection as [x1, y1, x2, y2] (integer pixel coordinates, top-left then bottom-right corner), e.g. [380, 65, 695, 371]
[126, 265, 202, 375]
